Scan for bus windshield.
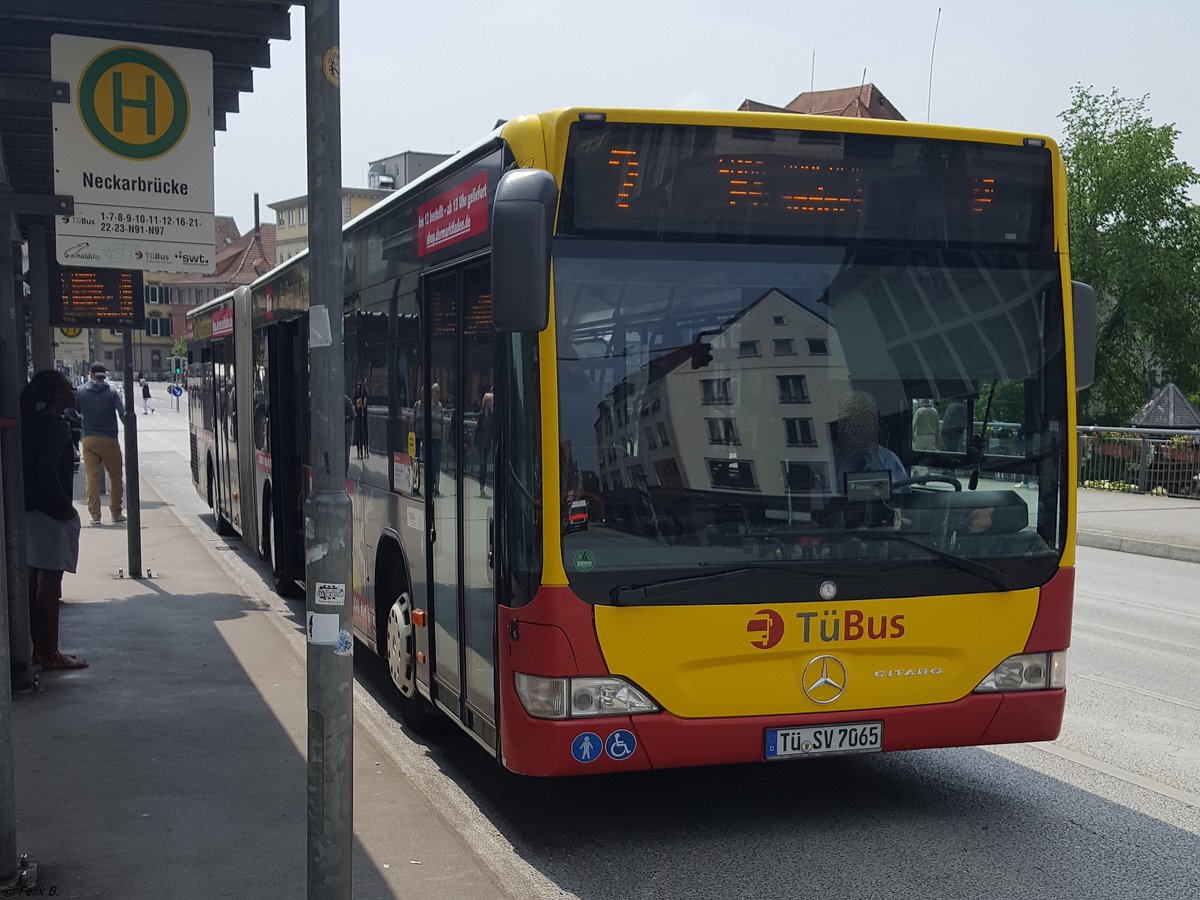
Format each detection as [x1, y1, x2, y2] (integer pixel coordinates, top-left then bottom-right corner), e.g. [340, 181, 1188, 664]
[554, 239, 1068, 605]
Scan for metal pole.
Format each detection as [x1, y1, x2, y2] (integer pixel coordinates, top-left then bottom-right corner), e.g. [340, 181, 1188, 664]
[27, 225, 52, 373]
[0, 212, 26, 885]
[304, 2, 352, 897]
[1, 225, 34, 693]
[0, 449, 15, 888]
[121, 329, 142, 578]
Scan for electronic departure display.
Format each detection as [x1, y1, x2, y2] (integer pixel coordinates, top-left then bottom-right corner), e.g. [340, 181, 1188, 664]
[51, 265, 145, 328]
[559, 122, 1053, 250]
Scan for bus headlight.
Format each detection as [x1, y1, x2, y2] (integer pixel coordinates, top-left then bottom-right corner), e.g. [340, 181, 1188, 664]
[973, 651, 1067, 692]
[515, 673, 659, 719]
[570, 677, 659, 717]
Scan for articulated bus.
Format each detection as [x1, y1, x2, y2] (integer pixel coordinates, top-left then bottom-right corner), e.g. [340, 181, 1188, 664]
[188, 108, 1096, 776]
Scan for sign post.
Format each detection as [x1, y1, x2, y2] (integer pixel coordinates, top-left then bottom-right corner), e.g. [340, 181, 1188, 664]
[50, 33, 214, 586]
[303, 2, 353, 896]
[51, 34, 215, 274]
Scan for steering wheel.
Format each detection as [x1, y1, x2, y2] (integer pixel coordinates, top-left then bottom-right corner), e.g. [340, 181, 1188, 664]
[892, 475, 962, 491]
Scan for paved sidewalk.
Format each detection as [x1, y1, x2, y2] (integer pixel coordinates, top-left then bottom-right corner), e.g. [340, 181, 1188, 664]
[9, 404, 1196, 896]
[9, 471, 512, 898]
[1075, 488, 1200, 564]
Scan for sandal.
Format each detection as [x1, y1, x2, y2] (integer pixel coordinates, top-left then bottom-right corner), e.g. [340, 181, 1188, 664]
[40, 653, 88, 671]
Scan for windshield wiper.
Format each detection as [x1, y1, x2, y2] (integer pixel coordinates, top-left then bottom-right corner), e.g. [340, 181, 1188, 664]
[612, 562, 827, 605]
[968, 380, 998, 490]
[844, 530, 1009, 590]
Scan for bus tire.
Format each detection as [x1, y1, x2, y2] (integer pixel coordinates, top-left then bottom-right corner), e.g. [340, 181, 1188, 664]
[259, 488, 272, 561]
[385, 592, 440, 731]
[262, 487, 303, 598]
[208, 464, 235, 536]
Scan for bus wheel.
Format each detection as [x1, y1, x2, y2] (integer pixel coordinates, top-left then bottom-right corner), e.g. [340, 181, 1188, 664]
[260, 491, 272, 561]
[208, 467, 235, 536]
[386, 591, 439, 731]
[263, 493, 302, 598]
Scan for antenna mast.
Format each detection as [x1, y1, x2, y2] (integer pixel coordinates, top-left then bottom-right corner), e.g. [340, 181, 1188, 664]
[927, 7, 942, 122]
[810, 49, 816, 111]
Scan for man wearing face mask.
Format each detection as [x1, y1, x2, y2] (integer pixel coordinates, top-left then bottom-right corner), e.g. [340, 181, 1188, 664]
[832, 390, 907, 494]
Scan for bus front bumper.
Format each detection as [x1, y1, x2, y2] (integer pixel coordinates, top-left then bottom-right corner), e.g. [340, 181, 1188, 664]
[499, 689, 1065, 777]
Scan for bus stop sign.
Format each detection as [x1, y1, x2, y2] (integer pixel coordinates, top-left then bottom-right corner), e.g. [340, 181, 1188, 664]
[51, 34, 216, 274]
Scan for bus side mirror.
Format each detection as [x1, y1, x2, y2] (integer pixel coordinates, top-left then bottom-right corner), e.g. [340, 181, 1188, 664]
[1072, 281, 1097, 391]
[491, 168, 557, 333]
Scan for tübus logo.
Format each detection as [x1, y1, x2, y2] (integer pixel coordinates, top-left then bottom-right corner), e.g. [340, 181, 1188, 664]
[745, 607, 907, 650]
[746, 609, 784, 650]
[796, 609, 905, 644]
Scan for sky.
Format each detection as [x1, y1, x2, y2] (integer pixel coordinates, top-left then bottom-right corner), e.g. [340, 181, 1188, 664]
[213, 0, 1200, 232]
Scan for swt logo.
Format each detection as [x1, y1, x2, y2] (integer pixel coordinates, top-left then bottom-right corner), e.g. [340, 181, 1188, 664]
[747, 609, 784, 650]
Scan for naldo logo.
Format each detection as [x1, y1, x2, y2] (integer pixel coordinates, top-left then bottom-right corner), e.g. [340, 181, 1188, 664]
[77, 46, 189, 160]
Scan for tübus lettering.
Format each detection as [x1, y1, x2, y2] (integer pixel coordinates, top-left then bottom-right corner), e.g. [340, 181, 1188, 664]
[794, 609, 905, 643]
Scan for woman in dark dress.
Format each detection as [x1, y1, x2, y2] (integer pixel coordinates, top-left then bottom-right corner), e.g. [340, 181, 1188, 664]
[21, 369, 88, 671]
[473, 392, 494, 497]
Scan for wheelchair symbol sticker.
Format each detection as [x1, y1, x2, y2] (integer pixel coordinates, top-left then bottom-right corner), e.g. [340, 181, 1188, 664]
[605, 729, 636, 761]
[571, 732, 602, 764]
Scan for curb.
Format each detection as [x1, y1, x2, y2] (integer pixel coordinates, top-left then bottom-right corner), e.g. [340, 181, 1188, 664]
[1076, 529, 1200, 565]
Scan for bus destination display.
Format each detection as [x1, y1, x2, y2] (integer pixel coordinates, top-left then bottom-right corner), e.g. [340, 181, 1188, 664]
[51, 266, 145, 328]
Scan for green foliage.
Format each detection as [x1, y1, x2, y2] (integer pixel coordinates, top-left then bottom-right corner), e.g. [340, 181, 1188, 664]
[172, 334, 187, 357]
[1061, 86, 1200, 425]
[989, 380, 1024, 424]
[1082, 480, 1140, 493]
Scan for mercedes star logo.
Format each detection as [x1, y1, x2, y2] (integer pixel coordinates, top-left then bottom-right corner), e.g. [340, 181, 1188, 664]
[802, 655, 847, 704]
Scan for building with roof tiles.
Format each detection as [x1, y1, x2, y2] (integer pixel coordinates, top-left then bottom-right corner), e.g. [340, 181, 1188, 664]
[738, 83, 906, 121]
[89, 214, 276, 377]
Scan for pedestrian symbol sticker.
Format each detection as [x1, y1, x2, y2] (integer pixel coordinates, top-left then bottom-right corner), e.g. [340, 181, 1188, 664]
[571, 732, 602, 764]
[573, 550, 595, 572]
[605, 729, 636, 761]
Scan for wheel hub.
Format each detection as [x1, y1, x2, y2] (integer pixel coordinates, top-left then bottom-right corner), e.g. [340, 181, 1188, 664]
[386, 592, 416, 697]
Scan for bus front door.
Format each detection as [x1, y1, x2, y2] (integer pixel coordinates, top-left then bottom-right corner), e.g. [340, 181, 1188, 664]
[213, 337, 237, 530]
[425, 260, 499, 749]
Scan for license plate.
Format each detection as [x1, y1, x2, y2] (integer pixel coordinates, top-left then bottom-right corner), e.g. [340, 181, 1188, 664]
[765, 721, 883, 760]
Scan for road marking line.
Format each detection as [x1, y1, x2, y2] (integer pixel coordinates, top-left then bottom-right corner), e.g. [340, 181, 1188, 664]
[1028, 742, 1200, 810]
[1072, 620, 1199, 653]
[1074, 672, 1200, 712]
[1076, 593, 1200, 620]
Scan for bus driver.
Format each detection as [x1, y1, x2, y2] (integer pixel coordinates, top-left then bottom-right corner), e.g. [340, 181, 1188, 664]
[832, 390, 907, 493]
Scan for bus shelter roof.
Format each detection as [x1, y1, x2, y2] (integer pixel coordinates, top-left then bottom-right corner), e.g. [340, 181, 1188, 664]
[0, 0, 299, 223]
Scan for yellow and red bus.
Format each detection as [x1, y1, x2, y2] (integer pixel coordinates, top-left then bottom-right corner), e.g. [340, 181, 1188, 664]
[189, 108, 1095, 776]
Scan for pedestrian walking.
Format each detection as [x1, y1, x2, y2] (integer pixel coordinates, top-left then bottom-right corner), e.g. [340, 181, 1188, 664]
[21, 370, 88, 671]
[77, 362, 126, 525]
[140, 378, 153, 415]
[427, 383, 445, 497]
[352, 380, 368, 458]
[473, 392, 494, 497]
[912, 399, 941, 451]
[941, 400, 968, 453]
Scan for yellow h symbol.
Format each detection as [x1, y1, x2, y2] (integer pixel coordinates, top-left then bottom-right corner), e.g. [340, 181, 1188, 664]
[111, 71, 157, 135]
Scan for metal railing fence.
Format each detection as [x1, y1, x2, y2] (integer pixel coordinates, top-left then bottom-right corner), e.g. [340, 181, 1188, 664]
[1078, 426, 1200, 497]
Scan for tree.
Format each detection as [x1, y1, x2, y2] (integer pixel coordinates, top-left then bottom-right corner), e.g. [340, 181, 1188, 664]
[1060, 85, 1200, 424]
[172, 334, 187, 358]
